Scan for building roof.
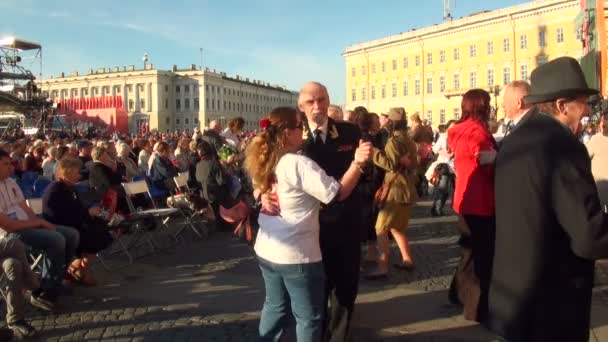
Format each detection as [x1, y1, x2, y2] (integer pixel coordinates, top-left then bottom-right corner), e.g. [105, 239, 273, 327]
[343, 0, 576, 56]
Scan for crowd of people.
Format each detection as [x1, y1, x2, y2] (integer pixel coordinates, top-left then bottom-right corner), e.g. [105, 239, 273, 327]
[0, 56, 607, 341]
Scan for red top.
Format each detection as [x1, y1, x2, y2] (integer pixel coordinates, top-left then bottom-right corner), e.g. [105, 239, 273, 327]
[447, 119, 496, 216]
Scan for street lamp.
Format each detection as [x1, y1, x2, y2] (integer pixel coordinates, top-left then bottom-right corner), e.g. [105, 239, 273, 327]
[491, 85, 501, 119]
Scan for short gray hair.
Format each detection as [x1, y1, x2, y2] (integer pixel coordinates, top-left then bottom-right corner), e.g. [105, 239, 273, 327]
[507, 80, 531, 95]
[116, 142, 131, 156]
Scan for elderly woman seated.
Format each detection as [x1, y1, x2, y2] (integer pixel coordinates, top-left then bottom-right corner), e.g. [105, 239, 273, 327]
[42, 158, 113, 286]
[89, 146, 130, 213]
[116, 142, 142, 181]
[149, 141, 178, 193]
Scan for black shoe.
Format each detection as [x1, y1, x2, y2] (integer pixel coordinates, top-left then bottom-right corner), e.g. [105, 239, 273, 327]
[0, 327, 13, 342]
[30, 290, 57, 312]
[430, 208, 439, 217]
[364, 268, 389, 280]
[8, 319, 37, 338]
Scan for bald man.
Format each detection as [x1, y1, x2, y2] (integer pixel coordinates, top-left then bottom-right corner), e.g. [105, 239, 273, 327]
[501, 80, 534, 137]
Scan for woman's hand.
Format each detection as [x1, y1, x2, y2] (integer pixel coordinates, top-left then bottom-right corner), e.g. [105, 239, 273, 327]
[354, 140, 373, 164]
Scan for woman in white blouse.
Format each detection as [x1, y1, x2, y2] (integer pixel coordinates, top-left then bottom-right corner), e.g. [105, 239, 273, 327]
[244, 107, 371, 342]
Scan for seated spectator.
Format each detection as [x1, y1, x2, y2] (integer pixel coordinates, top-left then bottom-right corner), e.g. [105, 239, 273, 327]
[149, 141, 178, 193]
[41, 146, 58, 180]
[0, 150, 80, 312]
[138, 140, 151, 174]
[22, 147, 43, 175]
[42, 159, 114, 287]
[0, 236, 40, 338]
[117, 142, 142, 181]
[89, 147, 125, 203]
[194, 140, 236, 208]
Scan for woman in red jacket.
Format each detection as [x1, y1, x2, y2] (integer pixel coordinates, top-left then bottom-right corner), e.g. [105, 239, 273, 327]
[448, 89, 497, 321]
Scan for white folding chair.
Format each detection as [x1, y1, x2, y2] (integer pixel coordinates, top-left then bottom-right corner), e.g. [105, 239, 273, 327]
[171, 173, 206, 239]
[122, 180, 180, 240]
[25, 199, 44, 272]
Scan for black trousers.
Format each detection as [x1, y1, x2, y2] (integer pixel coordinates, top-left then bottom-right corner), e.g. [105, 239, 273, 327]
[462, 215, 496, 322]
[320, 225, 361, 342]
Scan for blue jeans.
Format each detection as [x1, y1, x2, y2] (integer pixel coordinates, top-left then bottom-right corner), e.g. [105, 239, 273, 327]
[13, 225, 80, 291]
[257, 257, 325, 342]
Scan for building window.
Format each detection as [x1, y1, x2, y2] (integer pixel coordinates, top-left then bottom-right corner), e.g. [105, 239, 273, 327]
[469, 45, 477, 57]
[351, 67, 356, 77]
[539, 30, 546, 47]
[194, 118, 199, 124]
[205, 99, 209, 110]
[454, 108, 460, 120]
[361, 87, 366, 101]
[520, 35, 528, 49]
[391, 82, 397, 97]
[487, 41, 494, 55]
[403, 57, 408, 68]
[165, 98, 169, 109]
[503, 67, 511, 85]
[427, 111, 433, 125]
[381, 61, 386, 72]
[140, 99, 145, 109]
[176, 99, 181, 110]
[128, 99, 134, 110]
[440, 76, 446, 92]
[392, 59, 397, 70]
[440, 50, 446, 63]
[361, 66, 366, 75]
[371, 64, 376, 73]
[415, 55, 421, 66]
[503, 38, 510, 52]
[557, 27, 564, 43]
[403, 81, 409, 96]
[487, 69, 494, 87]
[427, 53, 433, 65]
[454, 74, 460, 90]
[185, 85, 190, 93]
[166, 117, 170, 125]
[185, 98, 190, 110]
[126, 84, 133, 92]
[520, 65, 529, 81]
[415, 80, 421, 95]
[576, 28, 583, 41]
[381, 84, 387, 98]
[470, 72, 477, 88]
[194, 98, 199, 110]
[176, 85, 180, 93]
[426, 78, 433, 94]
[176, 118, 180, 125]
[351, 88, 356, 101]
[440, 109, 446, 124]
[212, 99, 215, 110]
[371, 86, 376, 100]
[185, 118, 190, 125]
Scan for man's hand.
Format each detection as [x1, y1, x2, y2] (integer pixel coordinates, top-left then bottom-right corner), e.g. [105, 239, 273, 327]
[37, 219, 56, 231]
[88, 206, 102, 217]
[399, 155, 413, 168]
[354, 140, 373, 164]
[260, 183, 280, 216]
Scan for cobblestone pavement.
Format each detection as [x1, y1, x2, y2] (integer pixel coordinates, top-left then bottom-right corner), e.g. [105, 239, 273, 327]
[2, 201, 608, 341]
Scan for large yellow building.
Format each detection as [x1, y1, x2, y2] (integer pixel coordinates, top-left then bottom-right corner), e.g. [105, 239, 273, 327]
[343, 0, 585, 125]
[38, 64, 298, 133]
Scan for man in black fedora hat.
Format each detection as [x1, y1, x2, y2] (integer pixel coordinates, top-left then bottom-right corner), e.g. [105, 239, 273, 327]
[485, 56, 608, 341]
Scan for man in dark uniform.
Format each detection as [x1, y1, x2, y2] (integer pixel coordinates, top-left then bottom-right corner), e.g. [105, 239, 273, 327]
[299, 82, 362, 342]
[486, 57, 608, 341]
[262, 82, 363, 342]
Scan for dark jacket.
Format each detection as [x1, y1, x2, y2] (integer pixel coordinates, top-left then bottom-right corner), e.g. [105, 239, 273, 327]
[301, 118, 361, 243]
[194, 157, 234, 208]
[486, 109, 608, 342]
[149, 156, 178, 192]
[89, 162, 123, 198]
[202, 130, 224, 153]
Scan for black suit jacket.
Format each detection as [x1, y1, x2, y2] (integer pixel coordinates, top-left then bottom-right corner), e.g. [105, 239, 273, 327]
[486, 109, 608, 342]
[301, 118, 361, 244]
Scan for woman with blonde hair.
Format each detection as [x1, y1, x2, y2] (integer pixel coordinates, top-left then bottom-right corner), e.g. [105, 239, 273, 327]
[245, 107, 371, 342]
[42, 158, 113, 286]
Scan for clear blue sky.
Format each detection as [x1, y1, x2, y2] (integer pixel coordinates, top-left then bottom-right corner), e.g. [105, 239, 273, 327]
[1, 0, 528, 104]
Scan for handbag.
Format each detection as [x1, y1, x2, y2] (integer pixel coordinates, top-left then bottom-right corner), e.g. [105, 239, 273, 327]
[374, 167, 404, 209]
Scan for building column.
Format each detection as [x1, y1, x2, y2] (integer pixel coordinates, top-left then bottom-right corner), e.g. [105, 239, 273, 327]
[147, 83, 152, 112]
[123, 82, 128, 111]
[135, 84, 141, 111]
